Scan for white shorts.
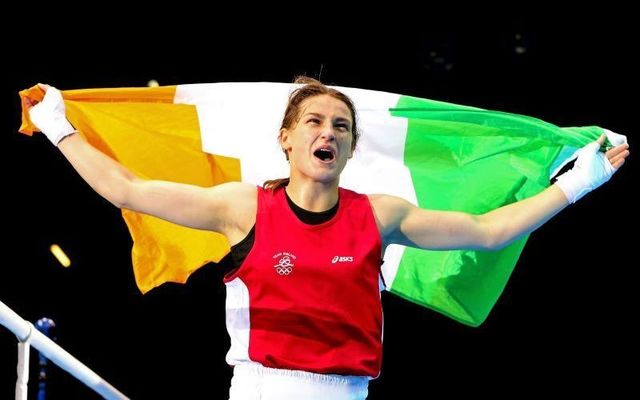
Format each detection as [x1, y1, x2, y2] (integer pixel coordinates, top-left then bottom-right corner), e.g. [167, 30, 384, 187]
[228, 364, 370, 400]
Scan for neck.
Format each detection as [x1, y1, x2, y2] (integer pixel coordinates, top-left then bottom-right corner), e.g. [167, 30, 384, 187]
[285, 179, 339, 212]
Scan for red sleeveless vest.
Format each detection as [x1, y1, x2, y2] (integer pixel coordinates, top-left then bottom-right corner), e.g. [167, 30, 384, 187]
[224, 187, 383, 377]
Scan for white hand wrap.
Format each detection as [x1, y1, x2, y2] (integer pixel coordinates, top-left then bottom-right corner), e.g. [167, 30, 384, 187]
[28, 87, 76, 145]
[555, 139, 617, 203]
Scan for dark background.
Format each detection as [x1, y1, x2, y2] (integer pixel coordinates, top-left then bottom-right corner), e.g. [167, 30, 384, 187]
[2, 19, 637, 399]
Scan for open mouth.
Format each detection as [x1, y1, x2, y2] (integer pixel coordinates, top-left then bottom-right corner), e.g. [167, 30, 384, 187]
[313, 148, 335, 162]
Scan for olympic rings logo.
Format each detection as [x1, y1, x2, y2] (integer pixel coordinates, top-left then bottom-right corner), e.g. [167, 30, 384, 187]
[274, 255, 294, 275]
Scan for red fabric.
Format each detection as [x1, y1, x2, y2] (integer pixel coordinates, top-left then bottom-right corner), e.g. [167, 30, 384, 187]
[225, 187, 383, 377]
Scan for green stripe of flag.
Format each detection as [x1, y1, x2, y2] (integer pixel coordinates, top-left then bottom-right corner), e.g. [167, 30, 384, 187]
[389, 94, 604, 326]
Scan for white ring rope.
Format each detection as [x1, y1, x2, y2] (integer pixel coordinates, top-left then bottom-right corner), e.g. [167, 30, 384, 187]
[1, 300, 129, 400]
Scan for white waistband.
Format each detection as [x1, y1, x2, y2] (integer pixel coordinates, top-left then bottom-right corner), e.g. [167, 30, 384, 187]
[234, 363, 370, 385]
[229, 363, 369, 400]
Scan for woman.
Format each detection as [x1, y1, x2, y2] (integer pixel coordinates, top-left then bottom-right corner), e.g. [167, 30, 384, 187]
[25, 77, 629, 399]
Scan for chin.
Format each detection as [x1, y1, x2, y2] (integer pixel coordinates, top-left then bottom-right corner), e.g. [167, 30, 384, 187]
[311, 170, 340, 184]
[299, 161, 345, 183]
[314, 174, 337, 183]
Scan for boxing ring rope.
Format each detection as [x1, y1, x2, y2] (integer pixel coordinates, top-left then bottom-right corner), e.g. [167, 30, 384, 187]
[0, 299, 129, 400]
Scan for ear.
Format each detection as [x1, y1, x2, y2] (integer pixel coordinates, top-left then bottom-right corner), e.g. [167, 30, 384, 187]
[279, 128, 292, 156]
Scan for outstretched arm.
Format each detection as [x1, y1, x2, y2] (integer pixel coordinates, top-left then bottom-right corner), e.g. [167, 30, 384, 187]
[60, 134, 252, 232]
[371, 135, 629, 251]
[25, 85, 255, 235]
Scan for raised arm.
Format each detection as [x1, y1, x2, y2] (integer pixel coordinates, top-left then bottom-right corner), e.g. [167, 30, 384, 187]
[25, 85, 256, 238]
[371, 135, 629, 251]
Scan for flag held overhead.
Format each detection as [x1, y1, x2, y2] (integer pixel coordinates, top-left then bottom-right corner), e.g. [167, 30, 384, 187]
[19, 82, 607, 326]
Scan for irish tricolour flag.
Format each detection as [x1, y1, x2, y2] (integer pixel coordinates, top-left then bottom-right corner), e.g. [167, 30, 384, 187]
[19, 82, 607, 326]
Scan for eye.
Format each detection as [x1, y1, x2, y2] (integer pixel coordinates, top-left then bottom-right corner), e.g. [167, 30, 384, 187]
[308, 118, 321, 125]
[335, 123, 350, 131]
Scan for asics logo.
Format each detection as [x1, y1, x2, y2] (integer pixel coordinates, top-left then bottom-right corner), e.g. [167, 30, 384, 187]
[331, 256, 354, 264]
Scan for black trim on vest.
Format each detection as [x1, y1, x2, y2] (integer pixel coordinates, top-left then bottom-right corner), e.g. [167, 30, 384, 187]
[229, 188, 339, 268]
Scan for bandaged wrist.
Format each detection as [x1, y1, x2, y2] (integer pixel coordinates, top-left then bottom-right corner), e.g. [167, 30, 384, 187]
[555, 169, 592, 203]
[28, 87, 77, 146]
[38, 114, 76, 145]
[554, 141, 615, 204]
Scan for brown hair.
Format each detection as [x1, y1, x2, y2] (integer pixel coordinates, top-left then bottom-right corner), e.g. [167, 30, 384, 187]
[263, 76, 360, 191]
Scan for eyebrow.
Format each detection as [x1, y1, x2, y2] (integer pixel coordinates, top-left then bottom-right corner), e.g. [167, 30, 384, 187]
[303, 112, 352, 125]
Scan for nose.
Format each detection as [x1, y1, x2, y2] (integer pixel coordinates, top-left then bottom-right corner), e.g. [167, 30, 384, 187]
[320, 122, 336, 141]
